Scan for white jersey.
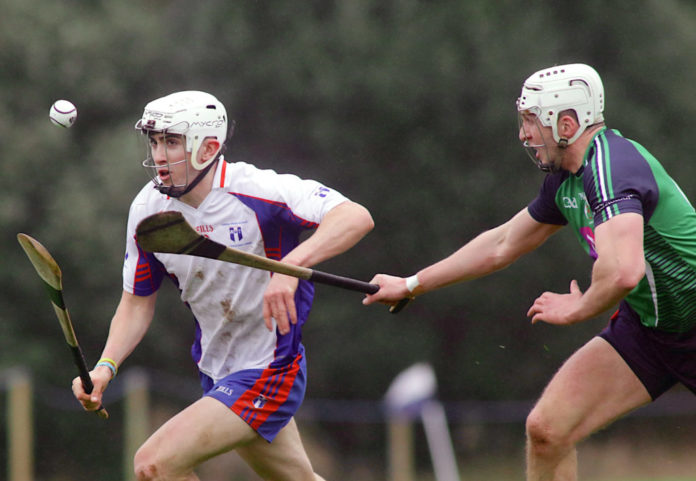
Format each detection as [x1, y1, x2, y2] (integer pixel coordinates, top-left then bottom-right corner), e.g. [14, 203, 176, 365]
[123, 159, 348, 382]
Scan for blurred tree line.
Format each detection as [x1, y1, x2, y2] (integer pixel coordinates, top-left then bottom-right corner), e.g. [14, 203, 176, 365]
[3, 0, 696, 479]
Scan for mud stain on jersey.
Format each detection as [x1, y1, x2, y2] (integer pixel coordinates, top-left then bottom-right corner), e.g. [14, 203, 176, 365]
[220, 299, 236, 322]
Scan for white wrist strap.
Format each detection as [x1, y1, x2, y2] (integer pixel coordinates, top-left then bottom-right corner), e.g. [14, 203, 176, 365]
[405, 274, 420, 293]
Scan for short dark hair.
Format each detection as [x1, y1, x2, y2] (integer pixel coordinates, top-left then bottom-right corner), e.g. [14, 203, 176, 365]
[558, 109, 579, 122]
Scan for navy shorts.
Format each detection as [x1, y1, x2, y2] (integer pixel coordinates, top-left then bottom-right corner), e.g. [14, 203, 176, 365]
[599, 301, 696, 400]
[201, 350, 307, 442]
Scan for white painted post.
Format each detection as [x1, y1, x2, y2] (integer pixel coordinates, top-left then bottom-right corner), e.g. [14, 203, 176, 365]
[123, 369, 150, 481]
[421, 400, 461, 481]
[384, 363, 437, 481]
[6, 368, 34, 481]
[387, 416, 415, 481]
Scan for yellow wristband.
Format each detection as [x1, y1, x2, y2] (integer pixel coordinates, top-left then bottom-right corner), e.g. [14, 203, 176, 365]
[95, 358, 118, 379]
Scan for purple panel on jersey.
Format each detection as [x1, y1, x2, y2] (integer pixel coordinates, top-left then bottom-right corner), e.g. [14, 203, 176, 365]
[584, 129, 655, 226]
[132, 242, 166, 296]
[527, 172, 571, 225]
[229, 193, 319, 260]
[230, 193, 318, 367]
[191, 313, 202, 364]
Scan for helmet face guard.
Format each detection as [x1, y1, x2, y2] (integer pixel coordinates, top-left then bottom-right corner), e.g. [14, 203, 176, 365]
[516, 64, 604, 147]
[139, 127, 192, 197]
[517, 109, 559, 173]
[135, 91, 229, 196]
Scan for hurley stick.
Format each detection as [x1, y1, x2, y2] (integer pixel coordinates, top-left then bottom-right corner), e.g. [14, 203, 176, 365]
[17, 234, 109, 419]
[136, 211, 410, 313]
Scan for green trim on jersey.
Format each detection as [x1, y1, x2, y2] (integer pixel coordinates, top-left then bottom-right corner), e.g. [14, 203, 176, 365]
[590, 131, 696, 332]
[590, 136, 620, 222]
[623, 141, 696, 332]
[550, 129, 696, 333]
[553, 174, 594, 257]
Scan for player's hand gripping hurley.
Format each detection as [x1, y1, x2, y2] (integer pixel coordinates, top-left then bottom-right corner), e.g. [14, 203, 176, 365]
[17, 234, 109, 419]
[136, 211, 411, 313]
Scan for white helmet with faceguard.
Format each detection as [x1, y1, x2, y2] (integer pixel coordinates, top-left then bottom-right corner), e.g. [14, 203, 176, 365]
[135, 91, 229, 196]
[517, 64, 605, 172]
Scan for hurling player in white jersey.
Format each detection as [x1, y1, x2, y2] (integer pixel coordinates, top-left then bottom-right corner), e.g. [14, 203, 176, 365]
[71, 91, 374, 481]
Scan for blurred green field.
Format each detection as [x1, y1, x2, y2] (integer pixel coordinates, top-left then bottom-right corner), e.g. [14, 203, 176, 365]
[588, 477, 696, 481]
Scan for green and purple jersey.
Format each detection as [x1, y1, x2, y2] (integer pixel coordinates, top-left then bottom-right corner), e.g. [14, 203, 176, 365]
[528, 128, 696, 333]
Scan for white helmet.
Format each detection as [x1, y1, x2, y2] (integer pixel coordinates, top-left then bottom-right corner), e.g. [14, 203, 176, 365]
[517, 64, 604, 146]
[135, 90, 228, 170]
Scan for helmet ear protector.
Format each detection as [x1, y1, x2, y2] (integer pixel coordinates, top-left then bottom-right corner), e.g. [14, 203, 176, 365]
[187, 104, 226, 171]
[517, 64, 604, 146]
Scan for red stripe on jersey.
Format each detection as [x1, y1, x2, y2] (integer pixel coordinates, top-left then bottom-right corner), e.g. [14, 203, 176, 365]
[265, 246, 282, 260]
[219, 161, 227, 188]
[269, 227, 283, 260]
[133, 245, 152, 286]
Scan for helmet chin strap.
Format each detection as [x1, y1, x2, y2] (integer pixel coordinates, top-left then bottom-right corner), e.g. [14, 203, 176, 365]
[537, 160, 559, 173]
[157, 158, 219, 198]
[536, 138, 568, 173]
[537, 142, 567, 173]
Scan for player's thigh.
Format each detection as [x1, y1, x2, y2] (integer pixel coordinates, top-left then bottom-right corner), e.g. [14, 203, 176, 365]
[529, 336, 651, 443]
[136, 396, 258, 473]
[236, 418, 320, 481]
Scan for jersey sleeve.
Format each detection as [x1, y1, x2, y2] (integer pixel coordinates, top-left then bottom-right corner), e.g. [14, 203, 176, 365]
[527, 173, 569, 225]
[223, 163, 351, 261]
[271, 172, 349, 225]
[583, 132, 652, 228]
[229, 163, 350, 227]
[122, 198, 166, 296]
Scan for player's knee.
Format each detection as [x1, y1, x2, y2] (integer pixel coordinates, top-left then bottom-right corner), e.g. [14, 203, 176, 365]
[134, 445, 193, 481]
[133, 447, 162, 481]
[134, 461, 158, 481]
[525, 408, 570, 455]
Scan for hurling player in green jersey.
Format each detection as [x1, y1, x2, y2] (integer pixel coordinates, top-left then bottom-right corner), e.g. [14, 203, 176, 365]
[365, 63, 696, 481]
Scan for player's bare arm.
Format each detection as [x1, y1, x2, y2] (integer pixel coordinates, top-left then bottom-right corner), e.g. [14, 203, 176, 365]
[264, 200, 374, 333]
[73, 290, 156, 410]
[285, 200, 374, 267]
[364, 208, 561, 306]
[527, 212, 644, 325]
